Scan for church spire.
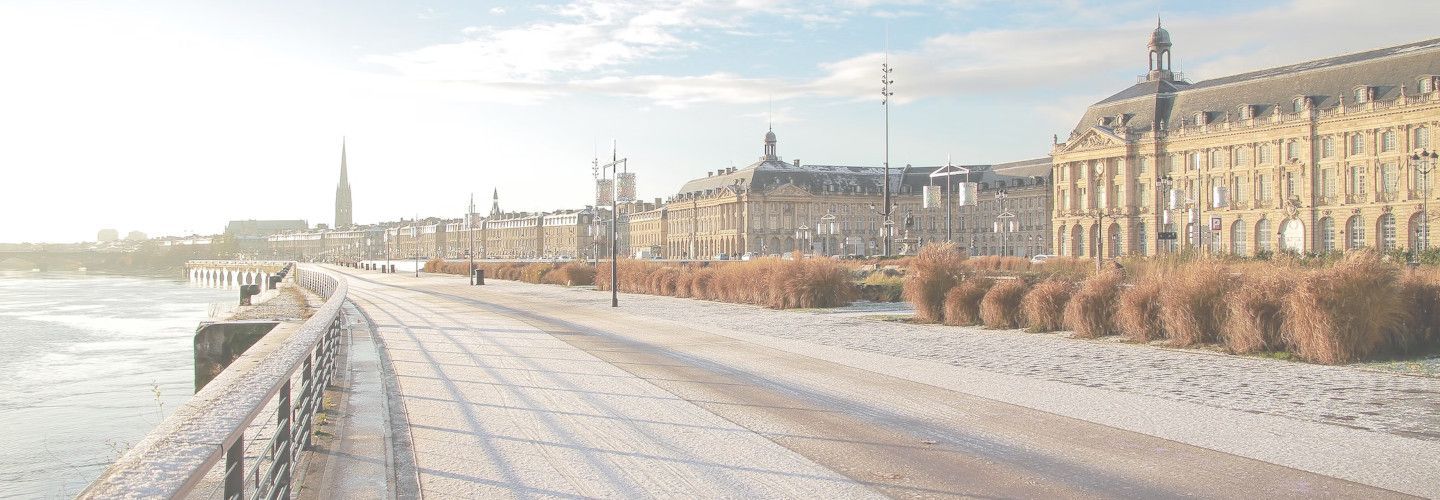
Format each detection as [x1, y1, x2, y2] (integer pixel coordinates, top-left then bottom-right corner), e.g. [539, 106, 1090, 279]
[334, 137, 353, 228]
[489, 188, 501, 216]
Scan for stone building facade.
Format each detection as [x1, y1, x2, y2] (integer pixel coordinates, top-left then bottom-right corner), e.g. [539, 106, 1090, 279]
[660, 129, 1053, 259]
[1052, 25, 1440, 258]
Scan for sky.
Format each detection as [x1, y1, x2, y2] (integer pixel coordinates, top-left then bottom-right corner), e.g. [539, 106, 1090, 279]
[2, 0, 1438, 243]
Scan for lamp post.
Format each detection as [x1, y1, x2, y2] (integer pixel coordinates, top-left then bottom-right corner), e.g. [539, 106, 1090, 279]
[1080, 207, 1126, 273]
[1157, 175, 1174, 255]
[881, 52, 895, 257]
[819, 211, 836, 257]
[593, 146, 629, 307]
[467, 194, 476, 285]
[794, 226, 811, 256]
[994, 189, 1013, 257]
[1411, 149, 1438, 260]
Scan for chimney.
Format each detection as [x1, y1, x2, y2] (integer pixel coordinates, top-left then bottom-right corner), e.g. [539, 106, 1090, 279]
[707, 171, 713, 177]
[717, 169, 725, 176]
[793, 159, 800, 167]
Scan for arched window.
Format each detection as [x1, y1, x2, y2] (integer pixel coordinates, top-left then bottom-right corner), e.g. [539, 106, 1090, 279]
[1347, 216, 1366, 249]
[1058, 226, 1068, 256]
[1379, 213, 1397, 251]
[1320, 217, 1336, 253]
[1255, 219, 1273, 253]
[1231, 220, 1248, 256]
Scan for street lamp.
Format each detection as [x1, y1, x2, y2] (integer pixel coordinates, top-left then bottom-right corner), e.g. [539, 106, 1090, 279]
[794, 226, 812, 256]
[880, 49, 895, 257]
[819, 211, 837, 257]
[1410, 149, 1438, 260]
[1156, 175, 1175, 254]
[1079, 207, 1127, 273]
[592, 145, 630, 307]
[994, 189, 1014, 257]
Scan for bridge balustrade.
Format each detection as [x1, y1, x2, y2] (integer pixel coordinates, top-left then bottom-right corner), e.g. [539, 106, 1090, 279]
[79, 265, 347, 500]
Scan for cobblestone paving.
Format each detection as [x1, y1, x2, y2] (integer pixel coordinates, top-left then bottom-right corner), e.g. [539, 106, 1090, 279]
[491, 281, 1440, 442]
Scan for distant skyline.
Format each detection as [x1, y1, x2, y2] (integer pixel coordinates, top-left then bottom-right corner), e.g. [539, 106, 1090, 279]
[3, 0, 1439, 243]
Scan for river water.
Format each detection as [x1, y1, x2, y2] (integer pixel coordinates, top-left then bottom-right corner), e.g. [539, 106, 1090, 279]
[0, 271, 233, 498]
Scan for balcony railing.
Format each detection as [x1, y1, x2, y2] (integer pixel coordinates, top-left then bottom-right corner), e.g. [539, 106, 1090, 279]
[80, 265, 347, 500]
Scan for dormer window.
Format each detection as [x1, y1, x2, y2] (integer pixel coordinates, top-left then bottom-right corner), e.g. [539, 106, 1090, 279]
[1353, 86, 1370, 104]
[1194, 112, 1205, 125]
[1292, 96, 1307, 113]
[1239, 105, 1253, 119]
[1421, 76, 1437, 94]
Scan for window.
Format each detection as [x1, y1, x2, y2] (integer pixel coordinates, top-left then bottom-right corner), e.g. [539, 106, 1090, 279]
[1415, 162, 1431, 195]
[1354, 86, 1369, 104]
[1322, 169, 1336, 198]
[1231, 220, 1248, 255]
[1234, 176, 1248, 203]
[1256, 219, 1272, 253]
[1259, 144, 1274, 164]
[1382, 163, 1398, 194]
[1351, 133, 1366, 155]
[1293, 97, 1306, 113]
[1210, 149, 1225, 168]
[1320, 217, 1336, 253]
[1350, 165, 1368, 197]
[1236, 147, 1251, 166]
[1382, 130, 1397, 152]
[1258, 174, 1273, 202]
[1348, 216, 1366, 249]
[1190, 153, 1202, 170]
[1137, 156, 1148, 174]
[1321, 137, 1335, 158]
[1380, 213, 1397, 251]
[1286, 141, 1301, 161]
[1418, 127, 1431, 149]
[1286, 172, 1297, 198]
[1139, 182, 1150, 206]
[1240, 105, 1253, 119]
[1138, 223, 1148, 255]
[1424, 77, 1437, 94]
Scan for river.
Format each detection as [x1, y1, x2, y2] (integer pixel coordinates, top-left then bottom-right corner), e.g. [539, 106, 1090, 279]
[0, 271, 233, 498]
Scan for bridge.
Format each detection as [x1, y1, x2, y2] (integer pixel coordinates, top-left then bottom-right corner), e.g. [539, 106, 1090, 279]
[83, 260, 1440, 498]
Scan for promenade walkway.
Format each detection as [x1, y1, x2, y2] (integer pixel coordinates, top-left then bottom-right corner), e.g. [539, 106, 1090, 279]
[320, 265, 1439, 498]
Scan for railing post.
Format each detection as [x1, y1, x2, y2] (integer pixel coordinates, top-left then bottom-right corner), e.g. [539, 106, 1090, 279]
[224, 436, 244, 500]
[300, 355, 315, 451]
[276, 380, 292, 499]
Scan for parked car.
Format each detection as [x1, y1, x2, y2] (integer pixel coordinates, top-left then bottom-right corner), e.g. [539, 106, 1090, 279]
[740, 252, 757, 261]
[713, 253, 730, 261]
[1030, 254, 1054, 264]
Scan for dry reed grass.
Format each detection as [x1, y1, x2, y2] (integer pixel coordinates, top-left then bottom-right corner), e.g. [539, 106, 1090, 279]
[1020, 279, 1073, 332]
[1115, 274, 1166, 342]
[902, 244, 968, 323]
[1157, 260, 1233, 347]
[942, 277, 994, 326]
[980, 278, 1029, 329]
[1282, 256, 1406, 364]
[594, 257, 854, 309]
[1219, 268, 1289, 354]
[1063, 269, 1124, 338]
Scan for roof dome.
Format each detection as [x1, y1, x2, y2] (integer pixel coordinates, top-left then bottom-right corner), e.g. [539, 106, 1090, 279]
[1149, 21, 1171, 48]
[765, 129, 776, 142]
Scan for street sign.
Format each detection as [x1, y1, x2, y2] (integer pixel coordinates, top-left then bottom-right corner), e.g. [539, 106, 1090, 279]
[1158, 231, 1178, 240]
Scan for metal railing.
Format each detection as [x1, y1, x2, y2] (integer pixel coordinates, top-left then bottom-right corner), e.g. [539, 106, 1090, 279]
[80, 265, 347, 500]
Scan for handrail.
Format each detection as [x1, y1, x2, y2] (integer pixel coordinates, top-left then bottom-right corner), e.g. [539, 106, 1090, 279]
[80, 265, 347, 499]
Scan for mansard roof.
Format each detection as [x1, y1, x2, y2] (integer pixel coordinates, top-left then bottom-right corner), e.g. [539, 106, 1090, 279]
[1070, 37, 1440, 140]
[672, 157, 1051, 201]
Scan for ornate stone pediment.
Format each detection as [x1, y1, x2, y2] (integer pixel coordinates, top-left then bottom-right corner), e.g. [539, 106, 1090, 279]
[1059, 127, 1127, 153]
[764, 182, 813, 198]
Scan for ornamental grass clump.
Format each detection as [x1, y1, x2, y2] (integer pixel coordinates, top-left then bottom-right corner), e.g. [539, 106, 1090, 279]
[1395, 270, 1440, 351]
[1219, 268, 1289, 354]
[903, 243, 968, 323]
[774, 258, 856, 309]
[1020, 279, 1073, 333]
[1115, 273, 1166, 342]
[980, 278, 1029, 329]
[1283, 256, 1406, 364]
[541, 262, 596, 286]
[942, 277, 994, 326]
[1063, 269, 1124, 339]
[1157, 260, 1233, 347]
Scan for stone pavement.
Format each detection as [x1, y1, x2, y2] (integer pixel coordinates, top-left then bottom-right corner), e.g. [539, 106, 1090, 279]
[498, 280, 1440, 443]
[317, 266, 1440, 497]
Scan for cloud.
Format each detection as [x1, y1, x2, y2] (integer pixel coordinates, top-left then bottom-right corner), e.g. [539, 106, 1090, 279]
[489, 7, 506, 15]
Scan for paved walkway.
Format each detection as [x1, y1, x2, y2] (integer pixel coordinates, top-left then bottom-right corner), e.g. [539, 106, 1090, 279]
[324, 266, 1439, 498]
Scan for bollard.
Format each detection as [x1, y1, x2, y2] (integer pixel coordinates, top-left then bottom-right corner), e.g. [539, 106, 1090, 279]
[475, 269, 485, 285]
[390, 264, 396, 273]
[268, 275, 281, 290]
[239, 284, 260, 306]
